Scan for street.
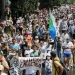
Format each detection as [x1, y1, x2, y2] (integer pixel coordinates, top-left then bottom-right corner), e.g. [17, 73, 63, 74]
[68, 66, 75, 75]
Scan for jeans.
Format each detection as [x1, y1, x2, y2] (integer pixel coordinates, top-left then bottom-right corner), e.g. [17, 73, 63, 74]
[26, 72, 36, 75]
[57, 48, 61, 59]
[45, 72, 52, 75]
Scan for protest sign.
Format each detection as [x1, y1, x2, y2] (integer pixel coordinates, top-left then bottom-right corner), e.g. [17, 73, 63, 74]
[9, 57, 20, 75]
[19, 57, 42, 71]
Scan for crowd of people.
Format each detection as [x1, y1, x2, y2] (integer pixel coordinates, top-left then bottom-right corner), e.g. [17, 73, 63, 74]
[0, 4, 75, 75]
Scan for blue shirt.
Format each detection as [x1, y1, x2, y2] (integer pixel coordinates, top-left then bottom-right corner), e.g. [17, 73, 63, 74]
[9, 43, 20, 51]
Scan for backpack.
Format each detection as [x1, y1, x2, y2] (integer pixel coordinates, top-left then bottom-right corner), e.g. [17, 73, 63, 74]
[54, 60, 67, 75]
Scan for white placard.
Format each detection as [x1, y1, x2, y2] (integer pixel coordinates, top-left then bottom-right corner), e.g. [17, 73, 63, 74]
[19, 57, 42, 71]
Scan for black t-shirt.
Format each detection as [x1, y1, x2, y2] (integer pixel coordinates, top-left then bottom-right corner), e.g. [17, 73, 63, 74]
[21, 43, 27, 57]
[73, 34, 75, 39]
[39, 38, 47, 42]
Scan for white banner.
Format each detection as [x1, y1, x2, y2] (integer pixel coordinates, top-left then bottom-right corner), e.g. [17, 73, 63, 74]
[19, 57, 42, 71]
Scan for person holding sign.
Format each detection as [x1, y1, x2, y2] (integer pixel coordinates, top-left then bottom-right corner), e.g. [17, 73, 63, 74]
[30, 45, 41, 57]
[24, 44, 37, 75]
[0, 65, 7, 75]
[0, 50, 10, 74]
[30, 45, 41, 75]
[24, 44, 41, 75]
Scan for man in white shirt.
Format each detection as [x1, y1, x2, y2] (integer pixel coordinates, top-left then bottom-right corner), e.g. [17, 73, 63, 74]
[15, 31, 23, 44]
[61, 30, 70, 42]
[62, 38, 73, 70]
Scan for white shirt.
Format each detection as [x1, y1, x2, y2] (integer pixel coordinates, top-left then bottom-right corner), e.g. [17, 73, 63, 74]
[40, 44, 47, 59]
[24, 49, 33, 57]
[15, 35, 23, 44]
[68, 14, 72, 18]
[40, 44, 46, 53]
[45, 60, 52, 71]
[56, 25, 60, 35]
[62, 41, 73, 53]
[61, 33, 70, 41]
[46, 45, 52, 54]
[62, 24, 68, 30]
[16, 19, 21, 24]
[34, 40, 39, 43]
[1, 73, 7, 75]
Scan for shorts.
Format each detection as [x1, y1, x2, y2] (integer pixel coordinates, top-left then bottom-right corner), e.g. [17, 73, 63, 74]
[64, 53, 71, 58]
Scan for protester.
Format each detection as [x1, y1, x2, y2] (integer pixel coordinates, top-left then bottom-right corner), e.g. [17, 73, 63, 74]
[0, 50, 9, 71]
[51, 51, 63, 75]
[62, 38, 73, 70]
[30, 45, 41, 57]
[0, 65, 7, 75]
[45, 53, 52, 75]
[71, 39, 75, 65]
[0, 3, 75, 75]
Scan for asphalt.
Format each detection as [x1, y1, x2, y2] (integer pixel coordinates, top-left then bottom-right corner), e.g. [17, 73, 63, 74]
[68, 66, 75, 75]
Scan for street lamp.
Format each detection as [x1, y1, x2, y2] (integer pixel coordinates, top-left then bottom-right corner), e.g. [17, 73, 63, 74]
[2, 0, 11, 20]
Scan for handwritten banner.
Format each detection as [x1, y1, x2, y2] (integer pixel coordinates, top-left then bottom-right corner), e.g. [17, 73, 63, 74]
[9, 57, 42, 75]
[19, 57, 42, 71]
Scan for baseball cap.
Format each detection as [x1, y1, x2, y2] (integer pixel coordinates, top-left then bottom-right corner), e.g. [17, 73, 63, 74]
[0, 65, 4, 71]
[51, 51, 57, 57]
[35, 36, 38, 38]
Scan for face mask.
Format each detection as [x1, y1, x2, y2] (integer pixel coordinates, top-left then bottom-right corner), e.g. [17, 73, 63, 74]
[66, 40, 69, 43]
[47, 56, 50, 60]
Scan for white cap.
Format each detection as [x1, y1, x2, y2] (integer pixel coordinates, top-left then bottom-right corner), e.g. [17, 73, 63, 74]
[0, 65, 4, 71]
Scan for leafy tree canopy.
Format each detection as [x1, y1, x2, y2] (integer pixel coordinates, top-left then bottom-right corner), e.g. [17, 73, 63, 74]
[9, 0, 75, 16]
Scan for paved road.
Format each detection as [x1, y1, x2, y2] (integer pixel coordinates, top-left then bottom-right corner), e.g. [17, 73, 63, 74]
[68, 66, 75, 75]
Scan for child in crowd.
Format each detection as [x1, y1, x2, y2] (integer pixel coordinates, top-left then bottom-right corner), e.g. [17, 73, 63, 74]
[45, 53, 52, 75]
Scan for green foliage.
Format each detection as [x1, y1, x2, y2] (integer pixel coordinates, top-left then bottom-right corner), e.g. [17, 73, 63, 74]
[39, 0, 65, 9]
[0, 0, 2, 19]
[9, 0, 75, 16]
[68, 0, 75, 4]
[9, 0, 37, 15]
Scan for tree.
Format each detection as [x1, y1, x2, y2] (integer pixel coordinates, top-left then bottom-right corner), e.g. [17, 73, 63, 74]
[0, 0, 2, 19]
[9, 0, 37, 17]
[39, 0, 65, 9]
[68, 0, 75, 4]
